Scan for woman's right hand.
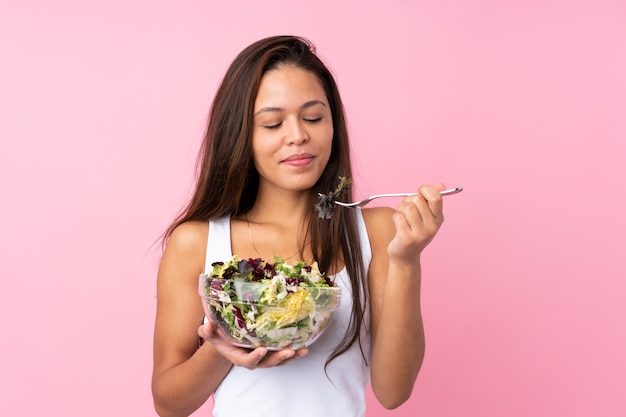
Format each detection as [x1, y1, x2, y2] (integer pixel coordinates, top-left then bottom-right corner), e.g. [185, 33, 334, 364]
[198, 321, 309, 370]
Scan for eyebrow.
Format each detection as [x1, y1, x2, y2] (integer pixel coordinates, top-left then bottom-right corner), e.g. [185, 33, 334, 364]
[254, 100, 327, 117]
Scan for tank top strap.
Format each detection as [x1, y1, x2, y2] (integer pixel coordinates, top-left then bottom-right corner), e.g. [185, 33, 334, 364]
[204, 216, 232, 274]
[354, 207, 372, 270]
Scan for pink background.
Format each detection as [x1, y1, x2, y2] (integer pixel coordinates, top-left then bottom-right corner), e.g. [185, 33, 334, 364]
[1, 1, 625, 416]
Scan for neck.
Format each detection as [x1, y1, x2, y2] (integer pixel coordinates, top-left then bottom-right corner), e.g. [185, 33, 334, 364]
[239, 186, 314, 262]
[247, 187, 312, 226]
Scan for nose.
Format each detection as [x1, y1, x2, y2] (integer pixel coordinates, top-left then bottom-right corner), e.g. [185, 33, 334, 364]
[288, 119, 309, 145]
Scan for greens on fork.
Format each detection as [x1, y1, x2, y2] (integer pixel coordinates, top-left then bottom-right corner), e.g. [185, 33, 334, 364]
[314, 176, 352, 220]
[315, 178, 463, 219]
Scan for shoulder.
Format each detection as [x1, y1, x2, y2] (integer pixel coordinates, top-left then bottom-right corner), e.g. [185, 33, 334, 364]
[160, 221, 209, 275]
[361, 207, 396, 252]
[361, 207, 396, 238]
[361, 206, 395, 228]
[167, 221, 209, 251]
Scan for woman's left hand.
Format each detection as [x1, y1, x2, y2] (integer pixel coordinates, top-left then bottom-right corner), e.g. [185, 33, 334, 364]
[387, 183, 446, 265]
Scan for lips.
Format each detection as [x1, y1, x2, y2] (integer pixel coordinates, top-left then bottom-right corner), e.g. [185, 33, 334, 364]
[281, 153, 315, 167]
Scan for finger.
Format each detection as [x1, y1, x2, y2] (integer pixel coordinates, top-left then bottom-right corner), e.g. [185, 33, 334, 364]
[417, 185, 444, 220]
[397, 198, 426, 230]
[226, 347, 270, 369]
[434, 182, 446, 192]
[392, 209, 413, 236]
[198, 322, 215, 340]
[198, 323, 269, 367]
[269, 348, 309, 367]
[199, 321, 234, 346]
[256, 346, 308, 368]
[256, 349, 297, 368]
[295, 347, 309, 358]
[246, 347, 270, 367]
[398, 190, 442, 236]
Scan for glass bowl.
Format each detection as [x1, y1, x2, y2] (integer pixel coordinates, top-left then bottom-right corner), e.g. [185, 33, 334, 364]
[199, 275, 341, 350]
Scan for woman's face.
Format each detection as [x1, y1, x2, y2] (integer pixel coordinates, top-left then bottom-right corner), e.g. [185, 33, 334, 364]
[251, 64, 333, 194]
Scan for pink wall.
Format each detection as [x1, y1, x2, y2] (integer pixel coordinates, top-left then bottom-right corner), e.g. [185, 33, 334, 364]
[1, 1, 625, 416]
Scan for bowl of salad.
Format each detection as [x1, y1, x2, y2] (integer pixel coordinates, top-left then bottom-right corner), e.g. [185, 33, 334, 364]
[199, 256, 341, 350]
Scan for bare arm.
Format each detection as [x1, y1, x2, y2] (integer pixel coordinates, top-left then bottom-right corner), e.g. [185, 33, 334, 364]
[151, 222, 309, 417]
[151, 222, 233, 417]
[365, 184, 445, 409]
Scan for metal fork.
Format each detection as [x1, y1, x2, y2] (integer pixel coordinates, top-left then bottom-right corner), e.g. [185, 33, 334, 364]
[324, 187, 463, 208]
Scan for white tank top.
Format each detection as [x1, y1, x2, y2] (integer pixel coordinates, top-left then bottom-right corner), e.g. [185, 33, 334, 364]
[204, 209, 372, 417]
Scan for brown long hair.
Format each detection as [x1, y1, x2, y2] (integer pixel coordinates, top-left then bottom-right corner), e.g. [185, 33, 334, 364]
[163, 36, 367, 367]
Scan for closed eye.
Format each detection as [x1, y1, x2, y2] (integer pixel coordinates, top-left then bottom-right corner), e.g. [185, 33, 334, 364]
[263, 122, 282, 129]
[304, 117, 323, 123]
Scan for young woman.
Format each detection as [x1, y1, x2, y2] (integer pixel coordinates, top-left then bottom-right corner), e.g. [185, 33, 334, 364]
[152, 35, 446, 417]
